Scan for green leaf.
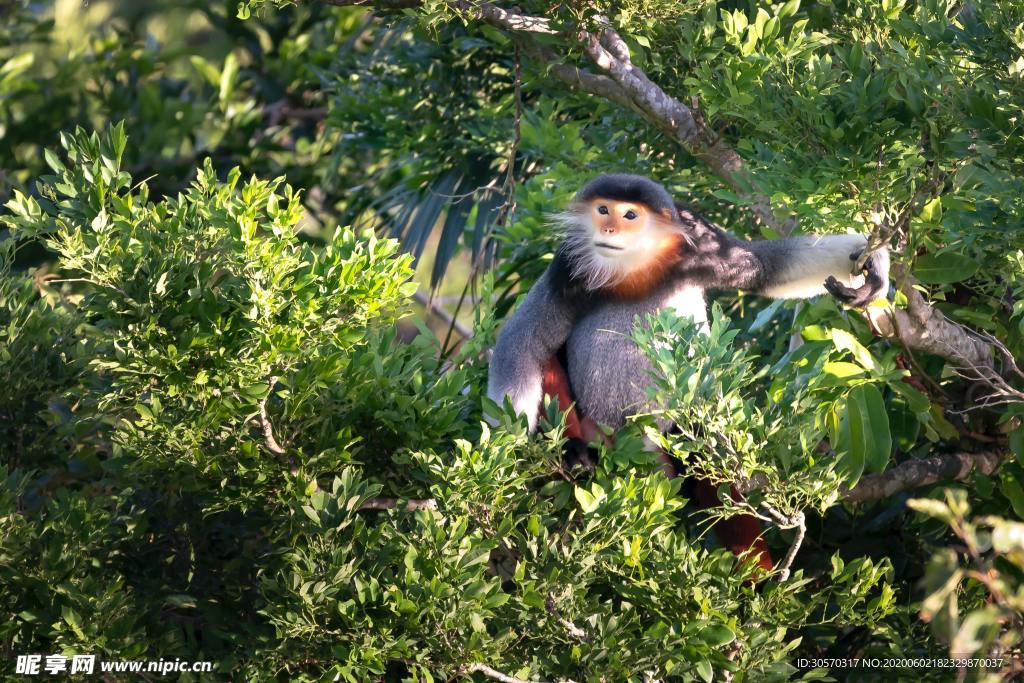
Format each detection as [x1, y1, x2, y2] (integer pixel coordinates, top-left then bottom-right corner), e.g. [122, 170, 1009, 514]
[301, 505, 320, 525]
[822, 361, 865, 379]
[914, 253, 979, 284]
[841, 390, 867, 485]
[859, 384, 892, 472]
[43, 148, 65, 174]
[951, 607, 1000, 658]
[907, 497, 955, 524]
[190, 56, 221, 87]
[0, 52, 33, 82]
[835, 384, 891, 484]
[1000, 475, 1024, 519]
[831, 329, 877, 373]
[918, 196, 941, 223]
[220, 52, 239, 104]
[522, 590, 545, 609]
[62, 607, 86, 638]
[1010, 428, 1024, 467]
[747, 298, 785, 333]
[134, 403, 154, 422]
[699, 624, 735, 646]
[778, 0, 801, 18]
[575, 487, 599, 513]
[991, 519, 1024, 553]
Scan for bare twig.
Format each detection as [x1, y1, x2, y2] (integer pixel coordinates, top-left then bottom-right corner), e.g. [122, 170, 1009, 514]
[263, 99, 328, 125]
[545, 594, 590, 642]
[762, 507, 805, 581]
[439, 40, 524, 355]
[945, 328, 1024, 411]
[456, 663, 533, 683]
[258, 376, 286, 455]
[360, 497, 438, 511]
[856, 156, 947, 271]
[413, 290, 473, 339]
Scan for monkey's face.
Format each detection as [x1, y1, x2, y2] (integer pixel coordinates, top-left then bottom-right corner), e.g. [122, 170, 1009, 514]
[556, 198, 681, 292]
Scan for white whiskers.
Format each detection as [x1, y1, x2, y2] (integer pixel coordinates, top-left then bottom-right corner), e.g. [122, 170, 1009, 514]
[550, 210, 629, 290]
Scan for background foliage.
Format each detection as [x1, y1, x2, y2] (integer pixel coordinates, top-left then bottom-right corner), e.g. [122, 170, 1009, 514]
[1, 0, 1023, 680]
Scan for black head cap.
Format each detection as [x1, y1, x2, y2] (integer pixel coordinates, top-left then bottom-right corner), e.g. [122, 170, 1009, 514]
[574, 174, 679, 222]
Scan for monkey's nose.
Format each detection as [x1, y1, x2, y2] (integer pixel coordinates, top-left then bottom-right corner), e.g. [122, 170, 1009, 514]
[601, 225, 617, 234]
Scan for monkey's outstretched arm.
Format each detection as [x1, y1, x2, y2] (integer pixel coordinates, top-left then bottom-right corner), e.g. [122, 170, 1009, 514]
[747, 234, 889, 306]
[687, 222, 889, 307]
[487, 267, 578, 431]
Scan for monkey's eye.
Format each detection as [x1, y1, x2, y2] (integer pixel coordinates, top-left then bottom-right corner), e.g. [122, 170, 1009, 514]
[597, 205, 609, 215]
[624, 210, 638, 220]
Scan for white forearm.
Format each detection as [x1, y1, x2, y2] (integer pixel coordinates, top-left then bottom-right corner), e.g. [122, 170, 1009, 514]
[756, 234, 867, 299]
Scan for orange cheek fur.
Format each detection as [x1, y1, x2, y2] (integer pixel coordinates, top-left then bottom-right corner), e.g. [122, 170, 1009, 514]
[607, 232, 684, 299]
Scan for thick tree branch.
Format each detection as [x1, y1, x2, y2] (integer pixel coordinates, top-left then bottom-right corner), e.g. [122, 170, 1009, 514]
[323, 0, 786, 231]
[843, 450, 1007, 503]
[865, 267, 993, 370]
[736, 449, 1008, 503]
[456, 663, 579, 683]
[325, 0, 553, 33]
[515, 38, 637, 111]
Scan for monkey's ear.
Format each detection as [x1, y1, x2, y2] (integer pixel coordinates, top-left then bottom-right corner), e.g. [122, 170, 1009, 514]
[659, 208, 676, 223]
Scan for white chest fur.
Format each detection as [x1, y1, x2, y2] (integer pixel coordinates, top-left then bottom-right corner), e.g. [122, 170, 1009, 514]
[661, 284, 708, 326]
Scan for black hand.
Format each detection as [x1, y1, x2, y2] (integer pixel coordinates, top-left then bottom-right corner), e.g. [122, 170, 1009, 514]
[824, 250, 886, 308]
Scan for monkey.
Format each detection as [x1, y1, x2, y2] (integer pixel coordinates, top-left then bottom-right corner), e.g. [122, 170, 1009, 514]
[486, 173, 890, 571]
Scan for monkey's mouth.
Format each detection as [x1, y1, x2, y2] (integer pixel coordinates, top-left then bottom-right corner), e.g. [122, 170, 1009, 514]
[593, 242, 624, 251]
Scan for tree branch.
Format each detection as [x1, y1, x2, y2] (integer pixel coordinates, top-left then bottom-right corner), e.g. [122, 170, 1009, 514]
[456, 663, 580, 683]
[575, 24, 787, 231]
[545, 593, 590, 642]
[325, 0, 553, 33]
[843, 450, 1007, 503]
[737, 449, 1008, 503]
[865, 268, 994, 370]
[413, 290, 473, 339]
[258, 376, 286, 455]
[359, 497, 438, 511]
[515, 37, 636, 111]
[322, 0, 787, 231]
[761, 507, 805, 581]
[457, 663, 532, 683]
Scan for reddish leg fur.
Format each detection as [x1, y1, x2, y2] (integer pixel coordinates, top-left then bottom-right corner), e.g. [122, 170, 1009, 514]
[691, 479, 774, 572]
[541, 354, 774, 572]
[541, 356, 584, 440]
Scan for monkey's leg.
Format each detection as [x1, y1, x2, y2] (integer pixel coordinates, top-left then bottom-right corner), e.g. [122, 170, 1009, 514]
[692, 479, 775, 572]
[541, 355, 582, 439]
[541, 356, 598, 470]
